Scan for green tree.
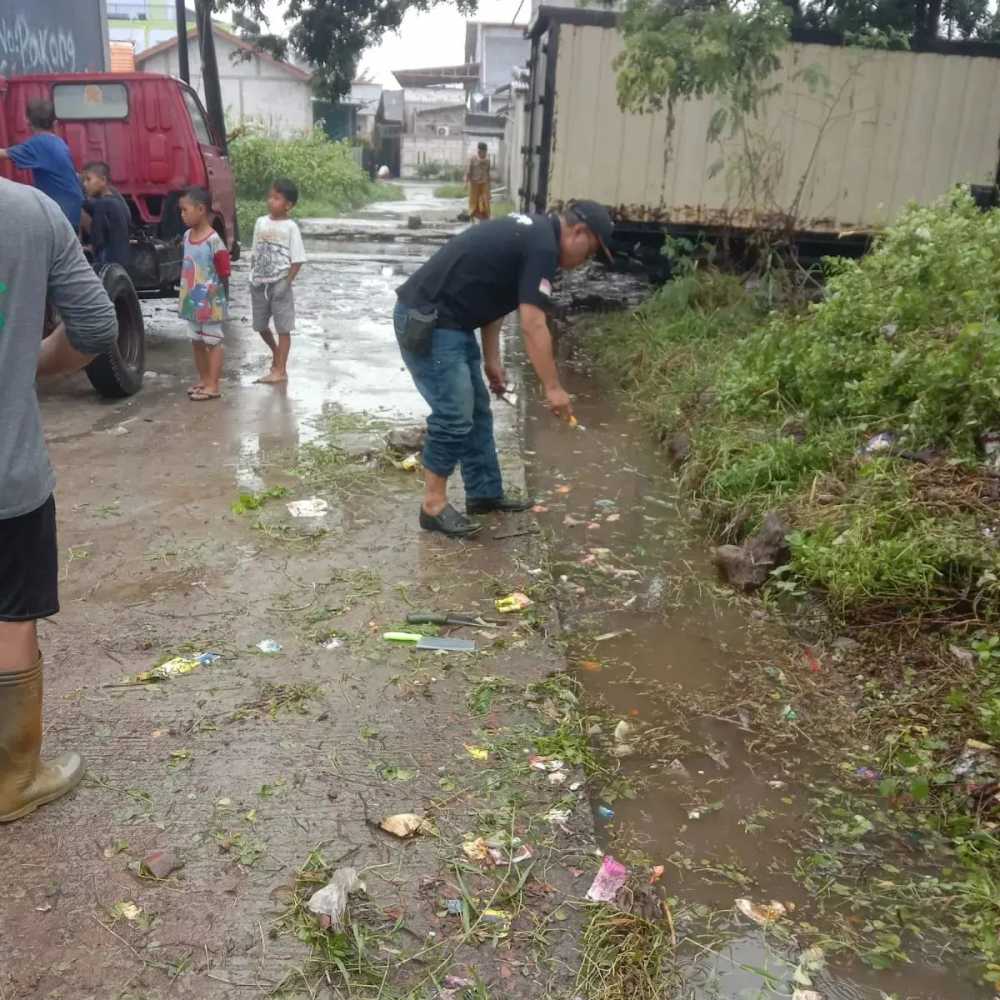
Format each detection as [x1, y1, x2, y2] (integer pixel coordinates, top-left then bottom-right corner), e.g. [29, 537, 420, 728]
[216, 0, 477, 100]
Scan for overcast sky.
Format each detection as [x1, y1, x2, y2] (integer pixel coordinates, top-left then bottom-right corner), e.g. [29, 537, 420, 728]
[257, 0, 529, 88]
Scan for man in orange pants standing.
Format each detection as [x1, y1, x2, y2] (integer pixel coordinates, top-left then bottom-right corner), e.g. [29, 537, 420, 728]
[466, 142, 491, 222]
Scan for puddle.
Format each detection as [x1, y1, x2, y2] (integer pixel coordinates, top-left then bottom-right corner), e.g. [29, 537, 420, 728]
[524, 334, 991, 999]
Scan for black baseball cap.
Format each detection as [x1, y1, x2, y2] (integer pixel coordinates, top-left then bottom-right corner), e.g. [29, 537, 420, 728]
[568, 199, 614, 262]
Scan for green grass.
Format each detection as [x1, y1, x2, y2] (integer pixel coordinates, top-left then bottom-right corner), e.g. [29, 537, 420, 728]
[433, 182, 466, 199]
[587, 191, 1000, 616]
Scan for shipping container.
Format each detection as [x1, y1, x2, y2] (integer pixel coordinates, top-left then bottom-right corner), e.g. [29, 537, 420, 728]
[518, 6, 1000, 238]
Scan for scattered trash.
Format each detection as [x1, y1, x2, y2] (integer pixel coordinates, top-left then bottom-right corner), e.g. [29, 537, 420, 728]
[112, 901, 142, 922]
[532, 504, 549, 513]
[613, 720, 633, 743]
[286, 498, 329, 518]
[443, 976, 475, 990]
[489, 844, 533, 865]
[803, 647, 822, 673]
[529, 755, 565, 772]
[555, 485, 572, 494]
[687, 801, 724, 820]
[586, 855, 628, 902]
[547, 771, 567, 786]
[392, 453, 421, 471]
[323, 638, 343, 650]
[792, 992, 822, 1000]
[380, 813, 432, 838]
[594, 499, 617, 509]
[953, 738, 1000, 782]
[495, 592, 533, 613]
[596, 805, 615, 820]
[793, 945, 826, 989]
[123, 651, 220, 684]
[546, 808, 572, 832]
[594, 630, 629, 642]
[860, 431, 896, 456]
[668, 759, 691, 779]
[256, 639, 282, 654]
[307, 867, 363, 930]
[465, 745, 489, 761]
[578, 659, 602, 672]
[781, 704, 798, 722]
[606, 513, 620, 522]
[650, 865, 665, 884]
[481, 908, 512, 936]
[564, 514, 585, 527]
[141, 849, 182, 880]
[463, 838, 490, 862]
[735, 898, 788, 926]
[445, 898, 463, 916]
[854, 766, 881, 783]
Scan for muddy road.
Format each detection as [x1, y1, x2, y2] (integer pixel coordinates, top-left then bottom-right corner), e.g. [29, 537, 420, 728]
[1, 185, 984, 999]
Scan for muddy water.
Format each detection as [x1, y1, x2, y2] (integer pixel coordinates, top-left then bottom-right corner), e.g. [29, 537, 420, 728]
[522, 340, 987, 999]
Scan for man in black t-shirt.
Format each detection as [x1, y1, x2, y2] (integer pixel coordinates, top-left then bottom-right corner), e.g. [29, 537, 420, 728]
[394, 200, 613, 537]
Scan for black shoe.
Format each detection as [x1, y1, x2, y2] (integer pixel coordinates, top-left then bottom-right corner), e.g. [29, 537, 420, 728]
[419, 503, 483, 537]
[466, 495, 536, 515]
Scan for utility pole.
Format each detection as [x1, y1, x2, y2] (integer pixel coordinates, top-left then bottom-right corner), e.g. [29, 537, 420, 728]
[195, 0, 228, 154]
[175, 0, 190, 84]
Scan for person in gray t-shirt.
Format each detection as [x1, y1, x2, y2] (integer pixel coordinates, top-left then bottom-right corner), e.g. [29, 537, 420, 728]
[0, 178, 117, 823]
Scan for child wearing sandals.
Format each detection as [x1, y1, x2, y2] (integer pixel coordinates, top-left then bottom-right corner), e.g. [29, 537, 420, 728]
[178, 186, 231, 401]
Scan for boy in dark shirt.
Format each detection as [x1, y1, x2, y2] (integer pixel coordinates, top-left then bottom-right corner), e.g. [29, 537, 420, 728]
[81, 162, 132, 268]
[0, 99, 83, 230]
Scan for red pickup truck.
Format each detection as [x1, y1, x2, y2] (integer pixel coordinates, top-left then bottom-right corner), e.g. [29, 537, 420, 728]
[0, 72, 239, 396]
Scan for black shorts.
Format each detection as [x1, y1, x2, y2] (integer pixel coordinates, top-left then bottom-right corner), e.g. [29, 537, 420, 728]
[0, 495, 59, 621]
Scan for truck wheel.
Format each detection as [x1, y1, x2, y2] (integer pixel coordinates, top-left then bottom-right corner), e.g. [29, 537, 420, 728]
[85, 265, 146, 398]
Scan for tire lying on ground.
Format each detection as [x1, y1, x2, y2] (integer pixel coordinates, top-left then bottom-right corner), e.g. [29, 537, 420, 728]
[85, 264, 145, 398]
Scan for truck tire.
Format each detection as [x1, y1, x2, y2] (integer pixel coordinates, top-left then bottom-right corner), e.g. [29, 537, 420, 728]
[85, 264, 145, 398]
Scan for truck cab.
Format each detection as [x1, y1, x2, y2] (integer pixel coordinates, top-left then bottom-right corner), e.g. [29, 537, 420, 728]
[0, 72, 239, 296]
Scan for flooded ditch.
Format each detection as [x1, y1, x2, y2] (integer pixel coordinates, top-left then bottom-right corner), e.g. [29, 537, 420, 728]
[520, 306, 990, 1000]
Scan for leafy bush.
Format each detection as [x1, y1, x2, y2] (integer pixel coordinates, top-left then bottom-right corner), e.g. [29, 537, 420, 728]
[721, 190, 1000, 455]
[415, 160, 465, 182]
[230, 130, 385, 235]
[587, 191, 1000, 613]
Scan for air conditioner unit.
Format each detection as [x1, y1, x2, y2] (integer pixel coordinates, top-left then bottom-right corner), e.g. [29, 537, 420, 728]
[437, 126, 450, 137]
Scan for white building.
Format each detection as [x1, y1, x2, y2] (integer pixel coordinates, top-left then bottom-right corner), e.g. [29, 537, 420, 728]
[135, 25, 314, 137]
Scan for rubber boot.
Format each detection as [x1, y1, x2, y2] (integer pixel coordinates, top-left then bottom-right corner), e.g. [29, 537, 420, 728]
[0, 657, 84, 823]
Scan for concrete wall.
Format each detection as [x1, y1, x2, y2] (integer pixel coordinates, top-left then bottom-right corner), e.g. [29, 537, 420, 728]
[139, 33, 313, 137]
[546, 23, 1000, 232]
[402, 135, 466, 174]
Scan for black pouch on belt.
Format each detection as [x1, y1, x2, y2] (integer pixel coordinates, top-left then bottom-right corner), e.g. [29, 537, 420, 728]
[400, 307, 436, 355]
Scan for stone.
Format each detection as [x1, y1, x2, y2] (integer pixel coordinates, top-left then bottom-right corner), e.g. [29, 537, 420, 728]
[337, 431, 385, 462]
[142, 849, 182, 880]
[385, 424, 427, 452]
[665, 431, 691, 464]
[406, 214, 423, 230]
[712, 512, 790, 591]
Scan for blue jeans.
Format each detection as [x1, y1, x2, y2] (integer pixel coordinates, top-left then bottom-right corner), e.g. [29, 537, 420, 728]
[393, 301, 503, 500]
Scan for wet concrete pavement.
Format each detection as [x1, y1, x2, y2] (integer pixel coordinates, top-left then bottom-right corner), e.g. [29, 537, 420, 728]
[1, 186, 592, 999]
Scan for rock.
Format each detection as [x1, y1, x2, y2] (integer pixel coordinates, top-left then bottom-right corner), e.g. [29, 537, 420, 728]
[456, 210, 471, 222]
[832, 636, 861, 654]
[666, 432, 690, 465]
[337, 431, 385, 462]
[142, 849, 182, 880]
[385, 424, 426, 452]
[713, 512, 790, 591]
[406, 214, 422, 230]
